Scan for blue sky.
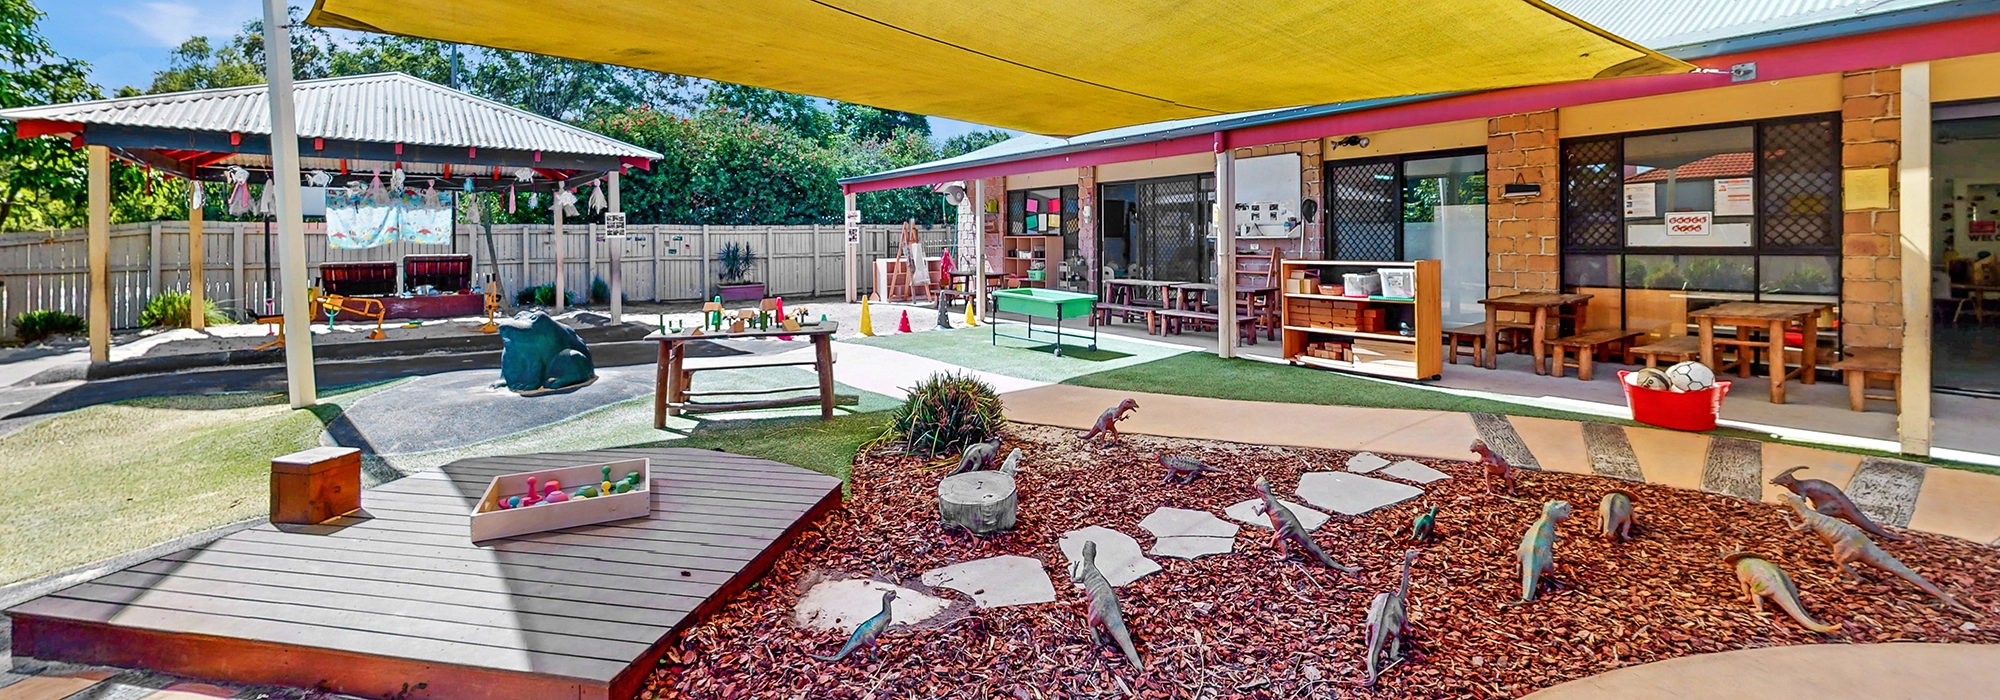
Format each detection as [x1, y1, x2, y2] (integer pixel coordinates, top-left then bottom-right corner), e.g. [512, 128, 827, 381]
[41, 1, 1008, 139]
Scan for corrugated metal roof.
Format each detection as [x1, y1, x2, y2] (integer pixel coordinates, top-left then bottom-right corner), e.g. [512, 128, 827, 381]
[1552, 0, 1957, 50]
[0, 72, 661, 160]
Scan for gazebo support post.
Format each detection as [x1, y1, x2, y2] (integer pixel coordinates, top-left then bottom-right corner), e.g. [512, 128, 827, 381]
[608, 171, 622, 324]
[553, 180, 566, 315]
[261, 0, 317, 408]
[86, 145, 109, 362]
[189, 193, 205, 331]
[973, 179, 986, 317]
[1215, 135, 1238, 359]
[844, 192, 858, 303]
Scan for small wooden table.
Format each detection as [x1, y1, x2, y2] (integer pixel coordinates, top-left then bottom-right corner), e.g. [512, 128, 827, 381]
[648, 322, 839, 427]
[1104, 279, 1176, 306]
[1478, 293, 1592, 374]
[1950, 283, 2000, 323]
[1688, 301, 1828, 404]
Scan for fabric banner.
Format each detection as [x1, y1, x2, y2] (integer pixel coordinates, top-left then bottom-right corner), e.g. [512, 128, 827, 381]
[326, 188, 455, 249]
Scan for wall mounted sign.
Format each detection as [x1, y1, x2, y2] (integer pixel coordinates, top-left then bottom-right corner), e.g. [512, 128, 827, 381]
[1665, 211, 1713, 237]
[1623, 182, 1656, 218]
[1713, 178, 1754, 217]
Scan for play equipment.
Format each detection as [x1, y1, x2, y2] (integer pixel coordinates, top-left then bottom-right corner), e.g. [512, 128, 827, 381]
[1620, 370, 1732, 431]
[497, 310, 597, 394]
[989, 287, 1097, 356]
[253, 288, 389, 350]
[1664, 360, 1716, 391]
[472, 458, 652, 541]
[897, 310, 912, 333]
[470, 285, 500, 334]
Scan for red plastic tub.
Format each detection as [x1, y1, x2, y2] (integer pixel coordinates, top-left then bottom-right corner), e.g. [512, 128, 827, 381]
[1618, 370, 1731, 432]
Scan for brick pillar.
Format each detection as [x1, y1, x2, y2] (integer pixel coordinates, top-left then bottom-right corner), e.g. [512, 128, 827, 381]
[1486, 110, 1561, 300]
[1301, 140, 1325, 259]
[1077, 166, 1097, 292]
[1841, 68, 1903, 349]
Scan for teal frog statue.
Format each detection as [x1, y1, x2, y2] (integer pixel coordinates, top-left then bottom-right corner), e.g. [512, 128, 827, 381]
[497, 311, 596, 393]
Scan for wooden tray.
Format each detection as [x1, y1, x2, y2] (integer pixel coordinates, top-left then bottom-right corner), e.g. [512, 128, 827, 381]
[470, 457, 651, 542]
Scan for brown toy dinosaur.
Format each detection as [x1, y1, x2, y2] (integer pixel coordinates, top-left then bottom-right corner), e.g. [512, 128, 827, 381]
[1469, 439, 1515, 496]
[1512, 500, 1572, 605]
[1364, 549, 1421, 686]
[1252, 476, 1359, 574]
[1157, 454, 1231, 484]
[1770, 466, 1905, 542]
[1780, 493, 1974, 614]
[1723, 550, 1839, 633]
[1598, 490, 1634, 542]
[1080, 398, 1139, 443]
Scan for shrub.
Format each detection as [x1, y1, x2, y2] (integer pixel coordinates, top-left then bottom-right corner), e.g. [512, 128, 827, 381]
[716, 241, 757, 284]
[874, 372, 1006, 458]
[514, 284, 579, 307]
[139, 290, 230, 328]
[12, 309, 86, 343]
[591, 277, 611, 304]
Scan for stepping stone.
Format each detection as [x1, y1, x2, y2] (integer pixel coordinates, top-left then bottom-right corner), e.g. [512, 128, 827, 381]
[1700, 436, 1763, 501]
[921, 555, 1058, 608]
[1847, 457, 1928, 528]
[1058, 526, 1161, 587]
[1380, 459, 1450, 484]
[1224, 497, 1330, 532]
[1149, 535, 1237, 559]
[1346, 452, 1391, 473]
[793, 579, 951, 633]
[1296, 471, 1423, 516]
[1138, 507, 1240, 560]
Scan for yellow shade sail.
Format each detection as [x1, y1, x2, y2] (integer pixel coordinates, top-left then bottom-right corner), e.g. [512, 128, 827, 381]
[308, 0, 1688, 137]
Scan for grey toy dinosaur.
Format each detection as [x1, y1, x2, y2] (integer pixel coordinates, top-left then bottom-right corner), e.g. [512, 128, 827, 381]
[947, 437, 1004, 476]
[1251, 476, 1360, 573]
[1080, 398, 1139, 443]
[1723, 550, 1839, 633]
[1071, 541, 1144, 671]
[1364, 549, 1421, 686]
[809, 589, 897, 662]
[1157, 454, 1231, 484]
[1598, 490, 1634, 542]
[999, 447, 1024, 477]
[1513, 500, 1572, 605]
[1780, 493, 1974, 614]
[1770, 466, 1905, 542]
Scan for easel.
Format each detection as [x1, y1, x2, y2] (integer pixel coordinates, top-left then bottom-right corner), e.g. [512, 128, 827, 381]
[884, 220, 933, 302]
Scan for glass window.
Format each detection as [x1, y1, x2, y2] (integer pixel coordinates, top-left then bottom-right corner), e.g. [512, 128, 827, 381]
[1622, 126, 1755, 248]
[1401, 153, 1487, 325]
[1759, 255, 1839, 297]
[1563, 254, 1619, 288]
[1624, 254, 1756, 293]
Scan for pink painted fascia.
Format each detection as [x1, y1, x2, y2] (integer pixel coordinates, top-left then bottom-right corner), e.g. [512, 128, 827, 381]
[849, 13, 2000, 194]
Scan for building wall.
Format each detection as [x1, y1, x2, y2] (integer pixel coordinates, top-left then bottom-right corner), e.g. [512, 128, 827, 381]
[1841, 67, 1905, 349]
[1485, 109, 1561, 299]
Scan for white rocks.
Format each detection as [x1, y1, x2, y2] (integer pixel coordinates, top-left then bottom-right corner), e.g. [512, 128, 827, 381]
[1224, 497, 1330, 532]
[1296, 471, 1423, 516]
[921, 555, 1058, 608]
[793, 579, 949, 633]
[1058, 526, 1161, 587]
[1380, 459, 1450, 484]
[1138, 507, 1239, 560]
[1346, 452, 1391, 473]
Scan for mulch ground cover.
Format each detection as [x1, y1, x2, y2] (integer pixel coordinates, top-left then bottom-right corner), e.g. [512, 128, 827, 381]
[641, 424, 2000, 699]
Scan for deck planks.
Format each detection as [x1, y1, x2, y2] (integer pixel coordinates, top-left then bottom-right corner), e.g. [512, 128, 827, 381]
[7, 447, 843, 700]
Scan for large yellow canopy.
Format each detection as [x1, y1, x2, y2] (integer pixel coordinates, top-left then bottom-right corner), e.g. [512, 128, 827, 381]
[308, 0, 1687, 137]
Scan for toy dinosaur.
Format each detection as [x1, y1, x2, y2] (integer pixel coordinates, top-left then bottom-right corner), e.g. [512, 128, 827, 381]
[1157, 454, 1231, 484]
[1070, 541, 1143, 671]
[1364, 550, 1421, 686]
[1080, 398, 1139, 443]
[1779, 493, 1973, 614]
[1598, 490, 1635, 542]
[999, 447, 1024, 477]
[1723, 550, 1839, 633]
[1469, 439, 1516, 496]
[809, 589, 897, 662]
[1513, 500, 1572, 605]
[947, 437, 1004, 476]
[1397, 505, 1439, 544]
[1769, 466, 1905, 542]
[1251, 476, 1359, 573]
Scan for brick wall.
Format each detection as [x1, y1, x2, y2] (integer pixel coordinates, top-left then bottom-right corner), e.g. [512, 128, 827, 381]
[1230, 139, 1324, 259]
[1486, 110, 1561, 298]
[1840, 68, 1903, 349]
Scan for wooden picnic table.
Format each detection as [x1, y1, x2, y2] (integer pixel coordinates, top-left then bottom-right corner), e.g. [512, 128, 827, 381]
[1478, 292, 1592, 374]
[1103, 279, 1177, 306]
[647, 321, 839, 426]
[1688, 301, 1828, 404]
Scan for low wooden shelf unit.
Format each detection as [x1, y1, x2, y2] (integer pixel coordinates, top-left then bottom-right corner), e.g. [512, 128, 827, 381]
[1278, 259, 1441, 380]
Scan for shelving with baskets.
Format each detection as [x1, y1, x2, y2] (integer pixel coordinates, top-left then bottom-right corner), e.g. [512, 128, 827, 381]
[1279, 259, 1441, 380]
[1002, 235, 1062, 288]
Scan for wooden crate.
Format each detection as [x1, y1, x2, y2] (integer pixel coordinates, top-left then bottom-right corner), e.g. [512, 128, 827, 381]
[470, 457, 652, 542]
[1352, 339, 1417, 369]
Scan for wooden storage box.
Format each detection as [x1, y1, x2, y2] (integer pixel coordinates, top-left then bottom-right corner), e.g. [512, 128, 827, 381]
[470, 457, 652, 542]
[271, 447, 361, 525]
[1352, 339, 1417, 368]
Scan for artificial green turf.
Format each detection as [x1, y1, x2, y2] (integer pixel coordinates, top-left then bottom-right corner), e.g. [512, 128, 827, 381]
[640, 411, 889, 485]
[845, 323, 1187, 383]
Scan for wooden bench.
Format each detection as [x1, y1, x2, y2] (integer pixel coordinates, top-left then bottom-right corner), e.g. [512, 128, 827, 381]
[1157, 308, 1260, 345]
[1630, 334, 1702, 368]
[1092, 302, 1160, 333]
[1828, 347, 1900, 412]
[1442, 322, 1530, 366]
[1546, 328, 1643, 381]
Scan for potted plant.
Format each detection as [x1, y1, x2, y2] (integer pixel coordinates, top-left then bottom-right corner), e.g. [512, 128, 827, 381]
[715, 241, 763, 301]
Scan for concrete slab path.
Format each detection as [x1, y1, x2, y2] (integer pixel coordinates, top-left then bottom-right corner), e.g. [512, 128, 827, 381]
[1523, 643, 2000, 700]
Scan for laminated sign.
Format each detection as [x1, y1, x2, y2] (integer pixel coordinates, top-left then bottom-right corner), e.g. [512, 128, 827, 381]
[1665, 211, 1712, 237]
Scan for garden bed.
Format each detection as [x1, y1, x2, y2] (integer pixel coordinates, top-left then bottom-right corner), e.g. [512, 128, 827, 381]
[640, 425, 1998, 699]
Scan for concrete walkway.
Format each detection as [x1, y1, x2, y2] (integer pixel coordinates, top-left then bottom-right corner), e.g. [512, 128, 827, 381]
[1523, 643, 2000, 699]
[1001, 384, 2000, 545]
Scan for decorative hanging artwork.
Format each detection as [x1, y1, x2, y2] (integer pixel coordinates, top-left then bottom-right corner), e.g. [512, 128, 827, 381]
[189, 179, 205, 211]
[553, 188, 580, 217]
[366, 170, 390, 205]
[224, 166, 254, 216]
[306, 170, 332, 187]
[325, 179, 457, 249]
[587, 179, 606, 214]
[512, 167, 535, 183]
[509, 184, 518, 213]
[255, 179, 276, 216]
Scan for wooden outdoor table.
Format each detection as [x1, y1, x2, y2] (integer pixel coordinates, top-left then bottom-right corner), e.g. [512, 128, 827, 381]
[1478, 293, 1592, 374]
[1951, 283, 2000, 323]
[647, 321, 839, 427]
[1688, 301, 1828, 404]
[1104, 279, 1175, 307]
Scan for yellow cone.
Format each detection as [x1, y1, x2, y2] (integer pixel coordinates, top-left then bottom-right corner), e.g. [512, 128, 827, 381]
[859, 297, 874, 336]
[964, 301, 978, 327]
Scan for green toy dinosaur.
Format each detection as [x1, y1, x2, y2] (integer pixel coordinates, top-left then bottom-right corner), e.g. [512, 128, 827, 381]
[1398, 505, 1439, 544]
[1780, 493, 1974, 614]
[1513, 500, 1573, 605]
[809, 589, 897, 662]
[1251, 476, 1360, 573]
[1598, 490, 1634, 542]
[1071, 541, 1144, 671]
[1723, 550, 1839, 633]
[1364, 549, 1421, 686]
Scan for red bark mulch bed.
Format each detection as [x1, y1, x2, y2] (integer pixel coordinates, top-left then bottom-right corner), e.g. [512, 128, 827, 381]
[641, 425, 1999, 699]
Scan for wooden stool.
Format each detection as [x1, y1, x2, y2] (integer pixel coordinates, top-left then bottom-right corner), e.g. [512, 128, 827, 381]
[1442, 322, 1529, 366]
[271, 447, 361, 525]
[1828, 347, 1901, 412]
[1630, 335, 1701, 368]
[1546, 329, 1643, 381]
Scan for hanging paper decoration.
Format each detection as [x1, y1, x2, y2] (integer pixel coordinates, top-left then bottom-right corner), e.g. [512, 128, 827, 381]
[462, 177, 475, 192]
[553, 188, 579, 217]
[465, 193, 483, 225]
[528, 191, 540, 210]
[325, 181, 455, 249]
[512, 167, 535, 183]
[390, 166, 407, 192]
[255, 180, 276, 217]
[421, 180, 442, 209]
[189, 179, 205, 211]
[224, 166, 254, 216]
[508, 184, 518, 214]
[587, 179, 606, 214]
[305, 169, 332, 187]
[366, 170, 389, 206]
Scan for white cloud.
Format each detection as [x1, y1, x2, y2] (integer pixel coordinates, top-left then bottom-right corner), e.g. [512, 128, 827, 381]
[110, 1, 259, 48]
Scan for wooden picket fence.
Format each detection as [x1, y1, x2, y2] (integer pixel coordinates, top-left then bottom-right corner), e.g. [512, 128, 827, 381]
[0, 221, 953, 339]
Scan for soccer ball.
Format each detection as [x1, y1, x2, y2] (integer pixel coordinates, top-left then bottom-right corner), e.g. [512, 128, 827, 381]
[1626, 367, 1672, 392]
[1664, 361, 1716, 392]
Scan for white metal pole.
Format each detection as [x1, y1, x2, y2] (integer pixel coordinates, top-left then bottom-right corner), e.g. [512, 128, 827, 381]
[1216, 144, 1238, 359]
[973, 179, 986, 316]
[1898, 62, 1933, 456]
[844, 192, 859, 303]
[261, 0, 316, 408]
[553, 180, 566, 314]
[608, 171, 622, 323]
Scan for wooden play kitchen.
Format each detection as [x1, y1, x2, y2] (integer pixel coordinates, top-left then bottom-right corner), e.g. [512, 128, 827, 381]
[991, 287, 1098, 356]
[1279, 259, 1441, 380]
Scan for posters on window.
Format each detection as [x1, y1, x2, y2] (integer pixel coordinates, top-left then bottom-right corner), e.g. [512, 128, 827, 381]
[1665, 211, 1713, 237]
[325, 188, 455, 249]
[1714, 178, 1754, 217]
[1623, 182, 1655, 218]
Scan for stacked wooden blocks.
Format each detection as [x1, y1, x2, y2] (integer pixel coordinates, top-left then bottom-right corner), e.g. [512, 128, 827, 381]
[1287, 298, 1385, 332]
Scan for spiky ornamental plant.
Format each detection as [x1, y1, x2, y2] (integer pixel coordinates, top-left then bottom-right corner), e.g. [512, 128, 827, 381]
[875, 372, 1006, 458]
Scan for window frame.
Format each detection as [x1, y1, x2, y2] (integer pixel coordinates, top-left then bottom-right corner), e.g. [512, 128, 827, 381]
[1322, 146, 1487, 261]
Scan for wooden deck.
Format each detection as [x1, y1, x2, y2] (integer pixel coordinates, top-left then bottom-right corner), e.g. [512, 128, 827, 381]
[7, 448, 843, 700]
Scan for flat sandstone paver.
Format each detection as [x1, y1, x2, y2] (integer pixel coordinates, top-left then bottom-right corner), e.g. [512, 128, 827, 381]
[1058, 526, 1161, 587]
[794, 579, 951, 632]
[1345, 452, 1391, 473]
[0, 675, 109, 700]
[1845, 457, 1928, 528]
[1380, 460, 1450, 484]
[1907, 466, 2000, 545]
[921, 555, 1058, 608]
[1296, 472, 1424, 516]
[1139, 507, 1240, 560]
[1224, 497, 1330, 532]
[1508, 416, 1592, 476]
